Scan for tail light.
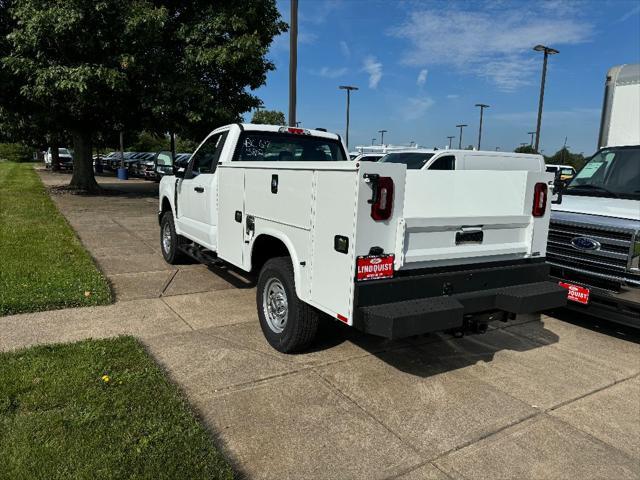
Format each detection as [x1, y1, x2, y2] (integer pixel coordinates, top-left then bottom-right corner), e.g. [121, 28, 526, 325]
[368, 175, 394, 221]
[532, 182, 547, 217]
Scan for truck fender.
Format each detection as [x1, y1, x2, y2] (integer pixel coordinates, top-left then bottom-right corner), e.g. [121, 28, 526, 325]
[250, 229, 305, 300]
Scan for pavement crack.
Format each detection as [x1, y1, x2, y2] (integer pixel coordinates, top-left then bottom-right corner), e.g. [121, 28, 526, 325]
[160, 297, 195, 331]
[316, 371, 423, 456]
[160, 269, 179, 296]
[545, 371, 640, 413]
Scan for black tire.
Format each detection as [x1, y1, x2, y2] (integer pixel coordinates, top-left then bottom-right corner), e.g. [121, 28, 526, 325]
[160, 211, 185, 264]
[257, 257, 319, 353]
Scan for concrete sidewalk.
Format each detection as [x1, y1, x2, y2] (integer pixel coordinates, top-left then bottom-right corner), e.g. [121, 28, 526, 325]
[1, 167, 638, 480]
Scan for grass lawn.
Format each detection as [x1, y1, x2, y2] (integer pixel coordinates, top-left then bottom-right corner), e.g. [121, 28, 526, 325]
[0, 162, 111, 315]
[0, 336, 233, 479]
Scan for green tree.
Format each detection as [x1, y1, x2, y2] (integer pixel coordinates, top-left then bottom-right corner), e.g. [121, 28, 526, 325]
[2, 0, 285, 191]
[251, 109, 286, 125]
[515, 145, 537, 154]
[547, 147, 586, 170]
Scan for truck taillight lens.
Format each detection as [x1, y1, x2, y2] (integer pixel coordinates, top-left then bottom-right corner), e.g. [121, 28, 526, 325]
[532, 182, 547, 217]
[371, 177, 394, 221]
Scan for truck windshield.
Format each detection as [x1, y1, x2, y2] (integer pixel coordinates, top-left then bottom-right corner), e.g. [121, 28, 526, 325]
[237, 132, 346, 162]
[379, 152, 434, 169]
[565, 147, 640, 200]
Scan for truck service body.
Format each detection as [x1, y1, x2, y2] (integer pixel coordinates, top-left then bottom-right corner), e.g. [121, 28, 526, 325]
[159, 123, 566, 352]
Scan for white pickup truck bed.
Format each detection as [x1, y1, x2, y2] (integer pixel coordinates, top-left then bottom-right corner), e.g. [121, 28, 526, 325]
[159, 124, 566, 352]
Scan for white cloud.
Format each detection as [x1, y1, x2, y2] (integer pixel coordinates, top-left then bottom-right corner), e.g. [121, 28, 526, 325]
[416, 69, 428, 87]
[363, 56, 383, 89]
[403, 96, 435, 120]
[339, 40, 350, 58]
[618, 4, 640, 22]
[446, 94, 460, 99]
[388, 5, 592, 91]
[316, 66, 348, 78]
[299, 32, 318, 45]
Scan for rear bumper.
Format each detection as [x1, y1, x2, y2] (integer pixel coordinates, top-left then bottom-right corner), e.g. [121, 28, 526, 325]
[353, 261, 567, 339]
[549, 272, 640, 328]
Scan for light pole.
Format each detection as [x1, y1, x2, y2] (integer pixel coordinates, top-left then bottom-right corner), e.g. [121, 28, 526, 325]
[371, 138, 376, 145]
[295, 121, 302, 127]
[447, 136, 455, 149]
[378, 129, 387, 145]
[456, 124, 467, 149]
[528, 131, 536, 146]
[533, 44, 559, 152]
[475, 103, 489, 150]
[339, 85, 358, 149]
[288, 0, 298, 126]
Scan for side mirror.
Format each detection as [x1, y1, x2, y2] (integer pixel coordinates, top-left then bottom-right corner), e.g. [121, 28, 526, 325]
[173, 165, 186, 178]
[551, 170, 564, 205]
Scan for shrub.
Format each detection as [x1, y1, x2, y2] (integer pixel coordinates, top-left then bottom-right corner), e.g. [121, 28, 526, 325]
[0, 142, 33, 162]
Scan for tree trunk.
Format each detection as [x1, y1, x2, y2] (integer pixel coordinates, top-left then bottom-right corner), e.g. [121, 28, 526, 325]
[69, 129, 99, 192]
[51, 138, 60, 171]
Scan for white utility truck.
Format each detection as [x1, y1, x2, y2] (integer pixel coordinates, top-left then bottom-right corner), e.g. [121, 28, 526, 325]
[548, 63, 640, 327]
[379, 148, 545, 172]
[159, 124, 566, 352]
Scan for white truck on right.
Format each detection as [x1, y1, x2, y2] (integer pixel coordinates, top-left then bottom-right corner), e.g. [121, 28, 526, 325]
[548, 63, 640, 327]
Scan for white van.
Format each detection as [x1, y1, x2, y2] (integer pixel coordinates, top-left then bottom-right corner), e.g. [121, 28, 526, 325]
[379, 149, 544, 172]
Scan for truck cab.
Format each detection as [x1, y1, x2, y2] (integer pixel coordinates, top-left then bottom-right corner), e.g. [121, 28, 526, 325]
[159, 124, 566, 352]
[548, 63, 640, 327]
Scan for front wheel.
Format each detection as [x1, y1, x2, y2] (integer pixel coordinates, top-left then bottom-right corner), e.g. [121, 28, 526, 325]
[257, 257, 319, 353]
[160, 211, 185, 264]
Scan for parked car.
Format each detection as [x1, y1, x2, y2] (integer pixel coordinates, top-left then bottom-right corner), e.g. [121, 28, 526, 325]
[548, 63, 640, 328]
[44, 147, 73, 170]
[139, 151, 192, 181]
[352, 153, 384, 162]
[158, 124, 565, 353]
[545, 164, 576, 182]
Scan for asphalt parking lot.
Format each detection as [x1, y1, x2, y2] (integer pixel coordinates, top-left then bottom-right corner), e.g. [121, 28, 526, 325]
[2, 167, 638, 480]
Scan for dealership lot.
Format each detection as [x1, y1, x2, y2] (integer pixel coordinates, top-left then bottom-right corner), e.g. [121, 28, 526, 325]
[2, 168, 638, 480]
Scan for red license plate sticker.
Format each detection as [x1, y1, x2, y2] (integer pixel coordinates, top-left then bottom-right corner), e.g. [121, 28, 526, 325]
[559, 282, 590, 305]
[356, 255, 394, 281]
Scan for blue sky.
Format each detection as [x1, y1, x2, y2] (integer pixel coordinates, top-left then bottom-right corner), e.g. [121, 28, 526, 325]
[249, 0, 640, 155]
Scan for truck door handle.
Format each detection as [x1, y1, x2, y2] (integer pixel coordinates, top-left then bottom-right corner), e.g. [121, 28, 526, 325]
[271, 174, 278, 194]
[194, 186, 204, 193]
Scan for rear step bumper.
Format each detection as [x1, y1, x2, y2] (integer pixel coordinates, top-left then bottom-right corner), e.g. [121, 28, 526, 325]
[354, 261, 567, 339]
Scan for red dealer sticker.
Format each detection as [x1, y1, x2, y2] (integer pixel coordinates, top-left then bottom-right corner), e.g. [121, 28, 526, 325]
[356, 255, 395, 281]
[559, 281, 590, 305]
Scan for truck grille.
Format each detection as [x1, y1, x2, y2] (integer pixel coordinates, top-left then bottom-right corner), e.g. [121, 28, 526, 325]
[547, 220, 633, 281]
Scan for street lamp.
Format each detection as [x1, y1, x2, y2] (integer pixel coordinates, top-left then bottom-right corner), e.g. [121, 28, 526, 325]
[533, 44, 559, 152]
[371, 138, 376, 145]
[447, 136, 455, 149]
[295, 121, 302, 127]
[339, 85, 359, 149]
[475, 103, 489, 150]
[455, 124, 467, 149]
[378, 129, 387, 145]
[528, 131, 536, 146]
[288, 0, 298, 126]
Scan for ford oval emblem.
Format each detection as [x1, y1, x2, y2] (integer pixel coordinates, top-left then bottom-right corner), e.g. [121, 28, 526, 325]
[571, 236, 601, 251]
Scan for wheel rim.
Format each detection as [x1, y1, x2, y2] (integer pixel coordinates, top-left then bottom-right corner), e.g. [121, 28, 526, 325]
[161, 222, 172, 254]
[263, 277, 288, 333]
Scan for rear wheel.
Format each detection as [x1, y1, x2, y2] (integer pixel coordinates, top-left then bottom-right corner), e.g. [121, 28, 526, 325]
[160, 211, 185, 264]
[257, 257, 319, 353]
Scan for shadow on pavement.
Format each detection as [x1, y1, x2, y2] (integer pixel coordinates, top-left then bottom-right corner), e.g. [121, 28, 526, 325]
[310, 314, 560, 377]
[546, 308, 640, 344]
